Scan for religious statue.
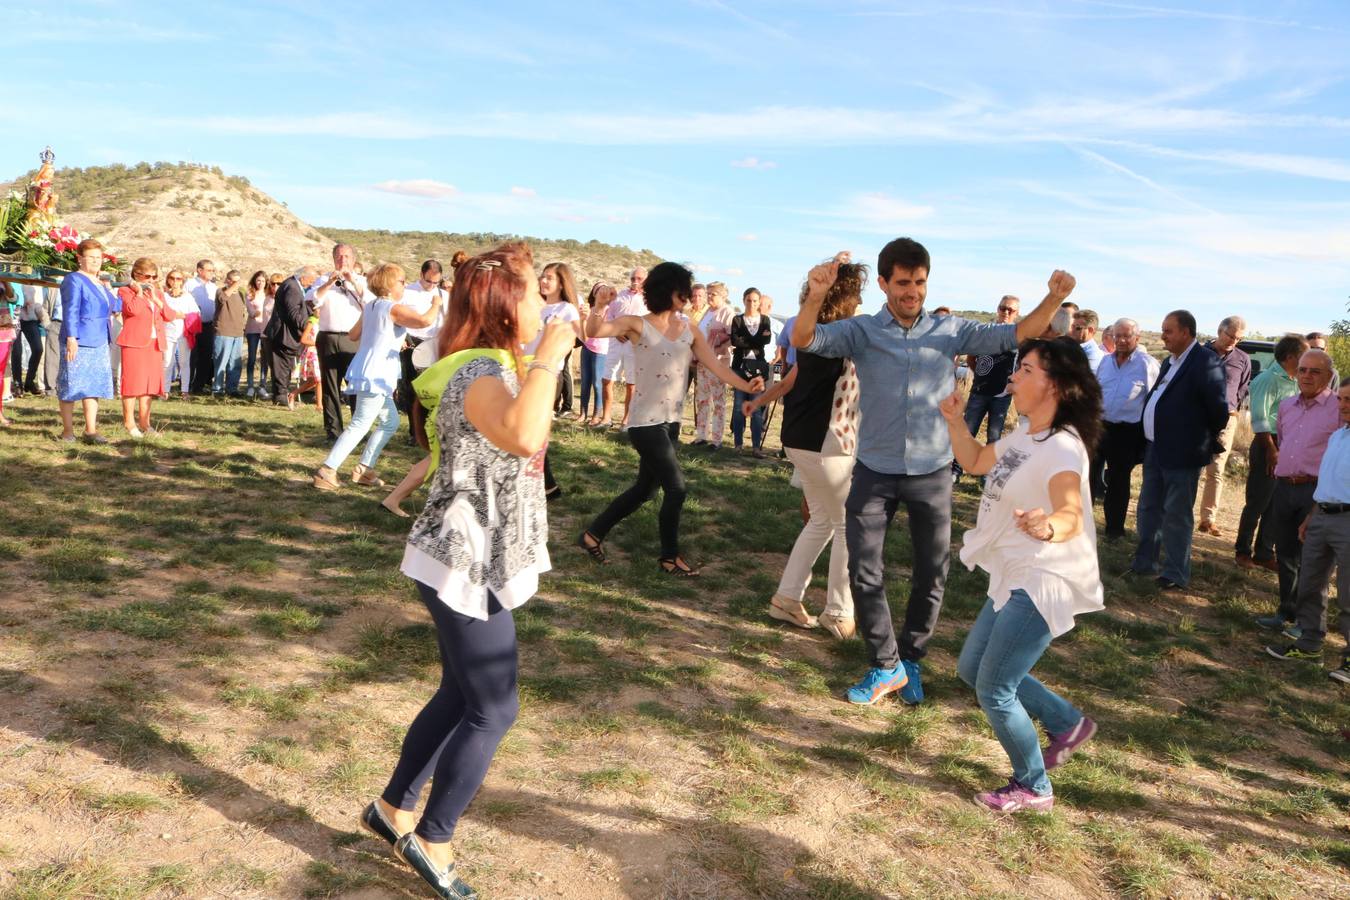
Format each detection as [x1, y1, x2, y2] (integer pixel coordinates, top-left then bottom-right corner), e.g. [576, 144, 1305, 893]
[23, 147, 59, 234]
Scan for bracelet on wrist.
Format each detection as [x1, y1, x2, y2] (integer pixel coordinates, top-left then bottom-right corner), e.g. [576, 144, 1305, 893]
[527, 360, 559, 378]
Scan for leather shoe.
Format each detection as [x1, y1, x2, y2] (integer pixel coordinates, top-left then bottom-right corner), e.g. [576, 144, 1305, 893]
[1257, 558, 1278, 572]
[1155, 576, 1183, 591]
[359, 801, 404, 847]
[394, 833, 478, 899]
[1236, 554, 1257, 569]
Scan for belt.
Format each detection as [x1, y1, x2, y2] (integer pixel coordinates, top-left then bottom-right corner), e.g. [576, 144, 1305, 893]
[1318, 502, 1349, 515]
[1278, 475, 1318, 486]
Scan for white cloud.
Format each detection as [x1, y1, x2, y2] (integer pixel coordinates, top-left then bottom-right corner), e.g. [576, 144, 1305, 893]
[724, 267, 745, 276]
[738, 233, 758, 241]
[731, 156, 778, 170]
[510, 186, 537, 197]
[373, 179, 459, 199]
[692, 263, 717, 273]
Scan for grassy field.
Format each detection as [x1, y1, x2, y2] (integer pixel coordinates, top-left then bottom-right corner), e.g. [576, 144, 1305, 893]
[0, 394, 1346, 899]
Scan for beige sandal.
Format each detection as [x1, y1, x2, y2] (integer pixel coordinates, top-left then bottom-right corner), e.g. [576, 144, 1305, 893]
[768, 594, 817, 629]
[313, 466, 341, 491]
[352, 464, 385, 487]
[818, 612, 857, 640]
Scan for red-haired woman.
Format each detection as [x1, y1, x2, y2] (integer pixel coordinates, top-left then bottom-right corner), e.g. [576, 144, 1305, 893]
[117, 257, 180, 437]
[362, 243, 574, 900]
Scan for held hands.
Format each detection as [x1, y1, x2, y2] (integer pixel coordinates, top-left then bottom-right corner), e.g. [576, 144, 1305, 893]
[746, 375, 767, 393]
[534, 321, 575, 368]
[806, 251, 851, 301]
[1047, 270, 1076, 302]
[741, 399, 755, 419]
[938, 390, 966, 425]
[1014, 508, 1054, 542]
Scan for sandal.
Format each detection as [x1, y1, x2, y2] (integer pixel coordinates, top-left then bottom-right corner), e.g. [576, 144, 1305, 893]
[768, 594, 817, 629]
[577, 531, 607, 564]
[659, 556, 700, 578]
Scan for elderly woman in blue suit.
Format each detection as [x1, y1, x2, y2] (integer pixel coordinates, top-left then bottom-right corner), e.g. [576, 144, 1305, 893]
[58, 239, 118, 443]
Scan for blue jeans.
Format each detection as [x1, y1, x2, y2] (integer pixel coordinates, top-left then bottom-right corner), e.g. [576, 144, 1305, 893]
[324, 391, 400, 471]
[964, 392, 1012, 443]
[731, 388, 765, 449]
[212, 334, 243, 394]
[579, 346, 603, 417]
[1131, 444, 1201, 585]
[244, 333, 265, 392]
[957, 592, 1082, 796]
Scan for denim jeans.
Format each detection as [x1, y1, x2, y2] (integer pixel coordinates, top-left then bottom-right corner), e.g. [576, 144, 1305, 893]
[731, 388, 765, 449]
[212, 334, 244, 394]
[579, 346, 603, 417]
[324, 391, 400, 471]
[1131, 444, 1201, 586]
[19, 319, 44, 391]
[244, 333, 265, 392]
[957, 592, 1083, 796]
[964, 392, 1012, 443]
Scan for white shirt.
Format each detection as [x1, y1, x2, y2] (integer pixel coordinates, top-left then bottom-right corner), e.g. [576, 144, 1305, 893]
[401, 282, 446, 341]
[307, 273, 366, 333]
[959, 424, 1104, 637]
[524, 300, 580, 355]
[164, 292, 200, 341]
[184, 277, 218, 322]
[1142, 339, 1197, 442]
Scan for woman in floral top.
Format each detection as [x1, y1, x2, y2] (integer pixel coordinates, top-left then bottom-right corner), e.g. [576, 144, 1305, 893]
[362, 242, 573, 900]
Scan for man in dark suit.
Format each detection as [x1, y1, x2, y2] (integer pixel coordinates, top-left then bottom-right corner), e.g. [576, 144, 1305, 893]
[265, 266, 318, 404]
[1130, 309, 1229, 589]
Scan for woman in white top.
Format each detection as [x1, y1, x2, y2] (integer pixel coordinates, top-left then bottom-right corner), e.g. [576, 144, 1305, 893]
[161, 271, 199, 398]
[941, 334, 1104, 814]
[529, 262, 583, 499]
[692, 282, 736, 447]
[578, 263, 763, 576]
[314, 264, 441, 491]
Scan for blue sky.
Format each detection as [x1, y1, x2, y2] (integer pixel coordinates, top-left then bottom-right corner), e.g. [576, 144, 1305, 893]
[3, 0, 1348, 334]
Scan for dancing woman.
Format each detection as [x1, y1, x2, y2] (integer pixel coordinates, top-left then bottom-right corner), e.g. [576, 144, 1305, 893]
[941, 335, 1104, 813]
[577, 262, 764, 576]
[743, 255, 866, 637]
[365, 242, 574, 899]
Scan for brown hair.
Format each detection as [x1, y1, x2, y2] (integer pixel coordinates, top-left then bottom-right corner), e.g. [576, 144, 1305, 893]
[450, 249, 470, 270]
[76, 238, 104, 255]
[437, 242, 535, 361]
[800, 261, 869, 324]
[541, 261, 577, 308]
[366, 262, 406, 298]
[130, 257, 158, 279]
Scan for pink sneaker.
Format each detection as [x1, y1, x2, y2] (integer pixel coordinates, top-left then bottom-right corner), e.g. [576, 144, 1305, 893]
[974, 780, 1054, 813]
[1044, 716, 1097, 769]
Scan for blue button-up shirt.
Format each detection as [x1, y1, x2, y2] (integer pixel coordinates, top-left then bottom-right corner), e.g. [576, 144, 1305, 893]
[1314, 428, 1350, 505]
[1097, 348, 1161, 424]
[806, 308, 1017, 475]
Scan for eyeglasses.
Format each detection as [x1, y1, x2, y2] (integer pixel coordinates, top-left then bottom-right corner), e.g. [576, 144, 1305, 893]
[997, 306, 1016, 313]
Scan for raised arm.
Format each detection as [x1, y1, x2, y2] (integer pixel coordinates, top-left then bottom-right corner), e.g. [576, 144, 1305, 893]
[691, 327, 763, 394]
[390, 292, 443, 330]
[464, 321, 574, 457]
[583, 291, 643, 342]
[940, 391, 998, 475]
[1014, 270, 1076, 342]
[791, 253, 848, 349]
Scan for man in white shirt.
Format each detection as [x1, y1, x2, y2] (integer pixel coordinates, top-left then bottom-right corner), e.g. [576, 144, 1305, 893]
[1129, 310, 1228, 589]
[397, 259, 446, 444]
[308, 243, 367, 442]
[1070, 309, 1104, 371]
[1091, 318, 1160, 538]
[600, 266, 647, 427]
[183, 259, 218, 393]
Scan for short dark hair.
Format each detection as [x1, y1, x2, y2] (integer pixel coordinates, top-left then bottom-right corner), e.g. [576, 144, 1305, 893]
[643, 262, 694, 313]
[1166, 309, 1197, 337]
[1274, 334, 1310, 364]
[1074, 309, 1099, 330]
[195, 258, 212, 272]
[742, 287, 761, 301]
[877, 237, 930, 280]
[1017, 337, 1104, 455]
[421, 259, 443, 278]
[1305, 331, 1326, 341]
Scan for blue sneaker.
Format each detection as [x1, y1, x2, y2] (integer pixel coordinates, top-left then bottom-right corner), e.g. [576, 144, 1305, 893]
[846, 665, 908, 705]
[899, 659, 924, 705]
[1281, 623, 1303, 640]
[1254, 614, 1291, 631]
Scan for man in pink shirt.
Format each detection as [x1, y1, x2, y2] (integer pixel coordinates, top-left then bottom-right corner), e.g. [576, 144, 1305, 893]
[600, 267, 647, 429]
[1255, 349, 1339, 634]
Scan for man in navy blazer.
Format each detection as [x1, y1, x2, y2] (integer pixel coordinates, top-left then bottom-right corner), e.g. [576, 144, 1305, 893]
[265, 266, 318, 404]
[1130, 309, 1229, 588]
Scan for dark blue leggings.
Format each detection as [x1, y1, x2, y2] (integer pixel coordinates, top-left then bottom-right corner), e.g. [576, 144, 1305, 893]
[381, 582, 519, 842]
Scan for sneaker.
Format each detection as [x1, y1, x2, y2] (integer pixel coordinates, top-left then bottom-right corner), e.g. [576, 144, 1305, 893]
[1329, 661, 1350, 685]
[898, 659, 924, 705]
[974, 779, 1054, 813]
[1265, 643, 1322, 663]
[126, 425, 144, 440]
[845, 664, 908, 706]
[1045, 716, 1097, 769]
[1281, 622, 1304, 641]
[1254, 614, 1292, 631]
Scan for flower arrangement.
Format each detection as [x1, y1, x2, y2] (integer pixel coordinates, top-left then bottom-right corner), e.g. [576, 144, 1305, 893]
[1, 153, 122, 276]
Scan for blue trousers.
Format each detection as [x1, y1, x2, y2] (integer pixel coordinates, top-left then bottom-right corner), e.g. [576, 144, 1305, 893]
[731, 388, 766, 449]
[579, 346, 603, 416]
[964, 392, 1012, 443]
[212, 334, 243, 394]
[382, 583, 518, 842]
[1131, 444, 1201, 586]
[323, 391, 400, 471]
[957, 592, 1082, 796]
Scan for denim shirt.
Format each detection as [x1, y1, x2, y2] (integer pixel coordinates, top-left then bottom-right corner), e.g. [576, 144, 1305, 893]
[806, 308, 1017, 475]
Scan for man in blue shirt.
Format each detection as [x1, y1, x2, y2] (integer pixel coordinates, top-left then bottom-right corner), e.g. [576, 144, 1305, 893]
[1092, 318, 1160, 538]
[792, 238, 1073, 706]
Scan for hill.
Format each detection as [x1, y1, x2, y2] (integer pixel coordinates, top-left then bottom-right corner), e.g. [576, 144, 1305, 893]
[2, 161, 661, 288]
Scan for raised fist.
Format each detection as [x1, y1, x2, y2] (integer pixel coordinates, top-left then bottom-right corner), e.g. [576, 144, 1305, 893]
[1048, 270, 1076, 301]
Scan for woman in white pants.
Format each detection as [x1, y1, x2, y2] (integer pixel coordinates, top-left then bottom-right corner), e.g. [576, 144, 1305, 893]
[161, 270, 198, 397]
[744, 255, 865, 638]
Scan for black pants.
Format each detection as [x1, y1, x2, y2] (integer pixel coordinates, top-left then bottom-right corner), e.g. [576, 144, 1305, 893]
[17, 320, 43, 391]
[270, 346, 296, 402]
[587, 421, 686, 558]
[1096, 420, 1145, 537]
[316, 331, 358, 440]
[398, 340, 422, 440]
[1235, 439, 1277, 561]
[1271, 480, 1317, 621]
[556, 350, 574, 413]
[190, 321, 216, 392]
[381, 583, 518, 843]
[846, 463, 951, 667]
